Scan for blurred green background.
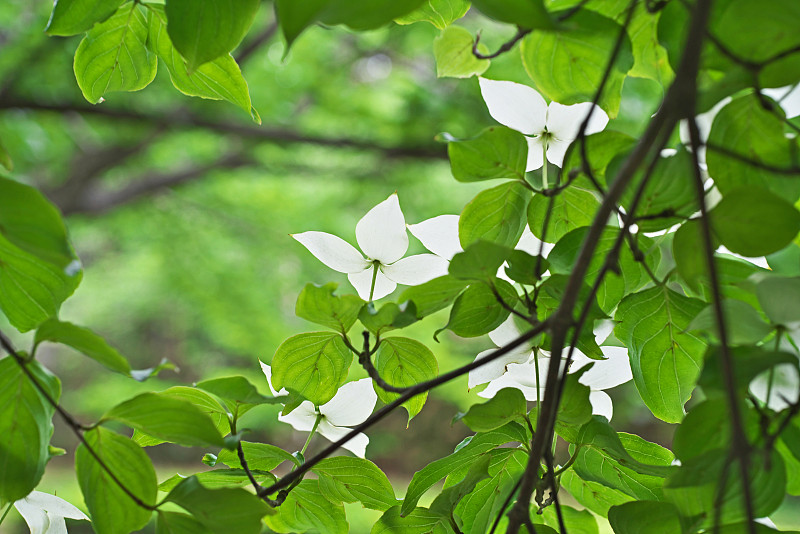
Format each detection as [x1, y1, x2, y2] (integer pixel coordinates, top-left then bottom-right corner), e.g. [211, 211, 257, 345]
[2, 1, 798, 532]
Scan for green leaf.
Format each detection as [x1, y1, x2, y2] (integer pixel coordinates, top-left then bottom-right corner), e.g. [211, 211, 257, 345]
[448, 126, 528, 182]
[133, 387, 229, 447]
[373, 337, 438, 420]
[706, 94, 800, 200]
[608, 501, 686, 534]
[461, 387, 527, 432]
[459, 181, 530, 248]
[0, 137, 11, 172]
[527, 186, 600, 244]
[698, 346, 798, 396]
[164, 475, 270, 534]
[572, 417, 674, 501]
[312, 456, 398, 511]
[0, 358, 59, 502]
[561, 130, 637, 190]
[372, 506, 452, 534]
[145, 5, 257, 119]
[395, 0, 470, 29]
[534, 504, 599, 534]
[625, 3, 673, 84]
[273, 0, 329, 48]
[157, 511, 212, 534]
[615, 286, 707, 422]
[0, 234, 77, 333]
[560, 469, 633, 517]
[664, 449, 786, 527]
[73, 2, 157, 104]
[216, 441, 299, 471]
[672, 399, 759, 462]
[0, 177, 82, 331]
[430, 454, 491, 516]
[687, 299, 772, 346]
[672, 218, 718, 292]
[295, 282, 364, 333]
[34, 319, 130, 375]
[158, 469, 274, 492]
[46, 0, 126, 35]
[399, 275, 469, 318]
[557, 368, 593, 429]
[164, 0, 259, 71]
[359, 301, 419, 335]
[449, 240, 511, 281]
[470, 0, 553, 29]
[265, 479, 348, 534]
[433, 26, 490, 78]
[757, 275, 800, 325]
[76, 427, 157, 534]
[103, 391, 228, 448]
[401, 423, 529, 515]
[271, 331, 352, 405]
[615, 148, 696, 232]
[454, 448, 527, 533]
[521, 9, 633, 117]
[710, 188, 800, 257]
[442, 278, 518, 338]
[503, 250, 546, 285]
[195, 375, 284, 410]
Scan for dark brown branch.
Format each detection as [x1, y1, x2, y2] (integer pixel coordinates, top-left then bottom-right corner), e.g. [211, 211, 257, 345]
[473, 28, 531, 60]
[705, 143, 800, 175]
[54, 151, 253, 215]
[258, 318, 551, 496]
[344, 332, 410, 394]
[0, 331, 156, 511]
[0, 97, 447, 161]
[687, 115, 757, 533]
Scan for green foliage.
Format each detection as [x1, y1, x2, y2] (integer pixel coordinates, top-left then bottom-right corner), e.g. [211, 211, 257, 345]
[6, 1, 800, 532]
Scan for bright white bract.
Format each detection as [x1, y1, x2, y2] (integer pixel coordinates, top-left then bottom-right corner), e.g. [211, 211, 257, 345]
[293, 193, 448, 300]
[261, 363, 377, 458]
[478, 78, 609, 171]
[14, 491, 89, 534]
[472, 318, 632, 421]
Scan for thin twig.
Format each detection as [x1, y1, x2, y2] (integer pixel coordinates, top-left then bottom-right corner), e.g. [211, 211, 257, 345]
[473, 28, 531, 60]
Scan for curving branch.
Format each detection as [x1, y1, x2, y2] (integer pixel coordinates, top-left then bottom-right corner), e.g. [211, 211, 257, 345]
[472, 28, 531, 60]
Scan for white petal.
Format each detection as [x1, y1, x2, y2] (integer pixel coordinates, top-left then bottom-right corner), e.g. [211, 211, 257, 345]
[468, 348, 530, 388]
[574, 346, 633, 390]
[316, 421, 370, 458]
[348, 269, 397, 300]
[755, 517, 778, 528]
[382, 254, 449, 286]
[479, 78, 547, 136]
[407, 215, 462, 260]
[750, 363, 800, 411]
[764, 85, 800, 119]
[19, 492, 89, 521]
[260, 362, 288, 396]
[516, 226, 554, 256]
[277, 401, 318, 432]
[593, 319, 616, 345]
[46, 515, 69, 534]
[545, 137, 572, 167]
[505, 357, 551, 389]
[478, 375, 543, 402]
[525, 135, 545, 171]
[355, 193, 409, 264]
[589, 390, 614, 421]
[488, 317, 523, 346]
[14, 500, 49, 534]
[320, 378, 377, 427]
[547, 102, 608, 142]
[292, 231, 369, 273]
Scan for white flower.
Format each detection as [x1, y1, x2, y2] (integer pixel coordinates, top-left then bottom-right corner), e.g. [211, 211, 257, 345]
[407, 217, 554, 281]
[749, 323, 800, 411]
[478, 78, 609, 171]
[472, 318, 632, 420]
[261, 363, 377, 458]
[292, 193, 449, 300]
[14, 491, 89, 534]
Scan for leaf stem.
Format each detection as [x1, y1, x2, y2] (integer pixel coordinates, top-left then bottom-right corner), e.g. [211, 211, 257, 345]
[300, 413, 323, 456]
[541, 140, 549, 190]
[368, 262, 379, 302]
[0, 502, 12, 527]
